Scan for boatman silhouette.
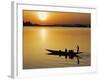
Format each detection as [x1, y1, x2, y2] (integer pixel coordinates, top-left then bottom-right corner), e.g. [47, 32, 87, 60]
[77, 45, 79, 53]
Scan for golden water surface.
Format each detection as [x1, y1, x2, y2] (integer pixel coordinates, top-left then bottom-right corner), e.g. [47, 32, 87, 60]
[23, 26, 90, 69]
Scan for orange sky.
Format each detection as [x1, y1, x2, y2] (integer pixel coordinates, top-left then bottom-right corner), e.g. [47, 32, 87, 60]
[23, 10, 90, 25]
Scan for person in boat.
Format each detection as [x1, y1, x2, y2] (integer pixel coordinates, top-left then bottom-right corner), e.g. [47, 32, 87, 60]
[65, 48, 67, 59]
[59, 50, 61, 57]
[77, 45, 79, 53]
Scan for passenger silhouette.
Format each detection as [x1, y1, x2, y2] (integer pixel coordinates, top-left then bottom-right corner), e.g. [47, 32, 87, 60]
[65, 48, 67, 52]
[59, 50, 61, 57]
[65, 48, 67, 59]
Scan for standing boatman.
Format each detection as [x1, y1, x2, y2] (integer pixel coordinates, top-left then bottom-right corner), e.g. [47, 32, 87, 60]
[77, 45, 79, 53]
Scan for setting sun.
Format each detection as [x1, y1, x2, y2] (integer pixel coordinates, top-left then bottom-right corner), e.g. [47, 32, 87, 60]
[37, 12, 48, 21]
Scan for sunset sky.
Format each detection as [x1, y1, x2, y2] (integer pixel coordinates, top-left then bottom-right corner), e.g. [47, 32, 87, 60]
[23, 10, 91, 25]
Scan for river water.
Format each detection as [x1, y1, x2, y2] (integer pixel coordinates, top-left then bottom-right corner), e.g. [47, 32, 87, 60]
[23, 26, 91, 69]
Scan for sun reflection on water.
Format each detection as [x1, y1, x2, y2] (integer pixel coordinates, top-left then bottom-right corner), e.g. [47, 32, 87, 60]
[40, 28, 47, 41]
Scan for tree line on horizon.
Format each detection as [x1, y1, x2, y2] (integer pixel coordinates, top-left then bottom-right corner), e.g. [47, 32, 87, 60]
[23, 21, 90, 27]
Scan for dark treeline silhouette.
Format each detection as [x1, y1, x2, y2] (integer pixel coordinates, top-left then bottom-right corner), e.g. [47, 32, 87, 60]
[23, 21, 90, 28]
[23, 21, 39, 26]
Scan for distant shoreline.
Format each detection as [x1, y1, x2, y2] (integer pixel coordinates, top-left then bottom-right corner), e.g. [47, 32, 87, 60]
[23, 21, 90, 28]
